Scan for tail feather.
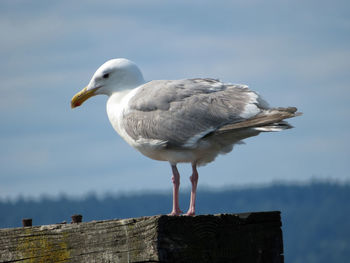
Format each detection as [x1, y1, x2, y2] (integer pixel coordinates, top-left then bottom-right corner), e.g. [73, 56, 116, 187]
[253, 121, 293, 132]
[216, 107, 302, 134]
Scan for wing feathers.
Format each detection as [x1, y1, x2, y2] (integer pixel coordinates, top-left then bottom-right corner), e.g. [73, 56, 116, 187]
[216, 107, 301, 134]
[124, 78, 301, 148]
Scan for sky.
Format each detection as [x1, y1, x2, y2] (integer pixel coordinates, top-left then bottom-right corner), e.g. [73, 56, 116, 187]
[0, 0, 349, 199]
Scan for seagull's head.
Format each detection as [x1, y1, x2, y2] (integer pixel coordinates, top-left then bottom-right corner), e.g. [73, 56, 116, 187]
[71, 58, 144, 108]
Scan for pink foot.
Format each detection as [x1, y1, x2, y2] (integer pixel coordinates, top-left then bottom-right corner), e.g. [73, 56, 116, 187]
[185, 209, 195, 216]
[169, 209, 183, 216]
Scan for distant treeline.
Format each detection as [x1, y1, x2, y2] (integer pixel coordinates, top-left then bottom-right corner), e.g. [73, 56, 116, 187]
[0, 182, 349, 263]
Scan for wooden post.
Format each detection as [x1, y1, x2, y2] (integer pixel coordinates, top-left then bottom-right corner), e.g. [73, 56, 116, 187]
[0, 211, 283, 263]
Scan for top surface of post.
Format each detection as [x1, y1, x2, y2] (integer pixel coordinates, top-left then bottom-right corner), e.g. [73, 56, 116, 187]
[0, 211, 283, 263]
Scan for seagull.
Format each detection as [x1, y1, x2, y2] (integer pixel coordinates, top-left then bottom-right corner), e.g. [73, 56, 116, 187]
[71, 58, 300, 216]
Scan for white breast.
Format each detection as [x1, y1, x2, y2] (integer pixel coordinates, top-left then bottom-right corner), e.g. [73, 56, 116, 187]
[106, 88, 140, 148]
[106, 88, 171, 160]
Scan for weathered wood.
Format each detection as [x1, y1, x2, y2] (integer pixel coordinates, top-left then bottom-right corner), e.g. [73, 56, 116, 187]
[0, 211, 283, 263]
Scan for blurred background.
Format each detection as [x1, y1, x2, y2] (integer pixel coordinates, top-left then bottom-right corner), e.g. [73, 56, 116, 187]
[0, 1, 349, 262]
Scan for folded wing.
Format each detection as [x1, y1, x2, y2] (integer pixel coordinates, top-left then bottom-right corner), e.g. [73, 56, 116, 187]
[123, 78, 298, 149]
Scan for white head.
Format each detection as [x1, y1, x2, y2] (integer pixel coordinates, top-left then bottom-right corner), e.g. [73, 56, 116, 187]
[71, 58, 144, 108]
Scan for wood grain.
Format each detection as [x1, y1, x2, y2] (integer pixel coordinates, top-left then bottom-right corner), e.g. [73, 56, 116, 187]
[0, 211, 283, 263]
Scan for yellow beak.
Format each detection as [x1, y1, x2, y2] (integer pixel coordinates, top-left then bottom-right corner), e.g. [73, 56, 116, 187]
[71, 86, 98, 108]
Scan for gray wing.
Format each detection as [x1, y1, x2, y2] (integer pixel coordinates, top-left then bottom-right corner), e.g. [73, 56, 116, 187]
[123, 78, 268, 148]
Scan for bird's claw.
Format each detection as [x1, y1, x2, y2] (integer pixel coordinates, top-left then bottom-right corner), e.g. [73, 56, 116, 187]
[169, 209, 183, 216]
[185, 209, 196, 216]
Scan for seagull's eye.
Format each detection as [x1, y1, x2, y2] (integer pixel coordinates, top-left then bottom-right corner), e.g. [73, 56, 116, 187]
[102, 73, 110, 79]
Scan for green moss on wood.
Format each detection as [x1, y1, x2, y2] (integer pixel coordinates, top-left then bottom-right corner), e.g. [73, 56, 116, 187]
[16, 228, 70, 262]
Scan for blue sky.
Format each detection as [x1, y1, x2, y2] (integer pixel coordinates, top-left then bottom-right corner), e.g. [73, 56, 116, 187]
[0, 0, 349, 199]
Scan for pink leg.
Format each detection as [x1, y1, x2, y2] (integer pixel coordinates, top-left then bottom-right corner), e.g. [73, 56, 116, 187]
[169, 164, 183, 216]
[186, 163, 199, 216]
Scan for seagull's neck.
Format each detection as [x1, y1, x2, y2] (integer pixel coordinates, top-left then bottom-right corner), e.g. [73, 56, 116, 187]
[107, 79, 143, 101]
[108, 88, 134, 104]
[106, 86, 141, 147]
